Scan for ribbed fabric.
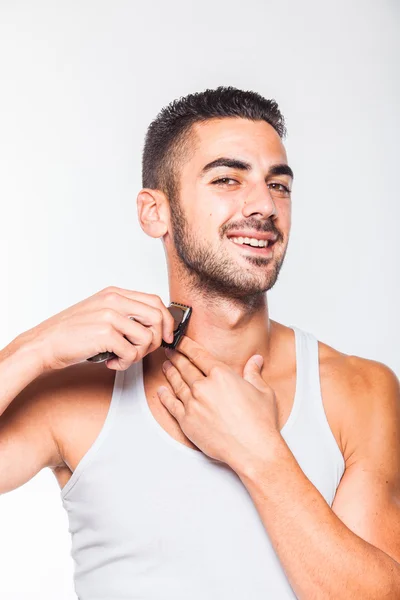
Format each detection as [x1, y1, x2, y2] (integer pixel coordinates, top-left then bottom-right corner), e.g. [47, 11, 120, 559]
[61, 326, 345, 600]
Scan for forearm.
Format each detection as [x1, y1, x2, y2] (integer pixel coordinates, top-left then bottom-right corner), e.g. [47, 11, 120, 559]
[236, 438, 400, 599]
[0, 333, 45, 417]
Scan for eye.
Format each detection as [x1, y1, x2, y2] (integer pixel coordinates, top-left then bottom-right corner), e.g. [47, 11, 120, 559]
[211, 177, 239, 186]
[268, 182, 291, 195]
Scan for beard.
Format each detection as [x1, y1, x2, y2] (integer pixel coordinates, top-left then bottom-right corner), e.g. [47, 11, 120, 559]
[168, 197, 288, 305]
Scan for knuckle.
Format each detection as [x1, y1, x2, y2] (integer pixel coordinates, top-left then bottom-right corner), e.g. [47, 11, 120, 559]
[191, 379, 203, 396]
[104, 291, 120, 304]
[151, 294, 164, 307]
[99, 322, 114, 337]
[101, 285, 117, 294]
[186, 399, 199, 417]
[190, 350, 202, 363]
[209, 364, 224, 378]
[185, 400, 194, 416]
[176, 380, 186, 394]
[100, 308, 116, 322]
[152, 308, 163, 324]
[172, 398, 182, 414]
[128, 346, 138, 361]
[143, 328, 153, 344]
[128, 349, 139, 363]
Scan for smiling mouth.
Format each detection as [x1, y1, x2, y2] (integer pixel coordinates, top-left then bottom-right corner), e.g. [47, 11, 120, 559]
[227, 236, 277, 255]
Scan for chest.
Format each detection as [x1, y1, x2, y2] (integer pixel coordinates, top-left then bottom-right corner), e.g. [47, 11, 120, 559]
[143, 368, 300, 451]
[54, 359, 343, 492]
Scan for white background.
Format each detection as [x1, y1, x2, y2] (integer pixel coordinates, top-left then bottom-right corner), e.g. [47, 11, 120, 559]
[0, 1, 399, 597]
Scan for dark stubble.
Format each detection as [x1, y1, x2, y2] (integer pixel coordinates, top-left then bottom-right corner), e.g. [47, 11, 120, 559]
[169, 197, 288, 309]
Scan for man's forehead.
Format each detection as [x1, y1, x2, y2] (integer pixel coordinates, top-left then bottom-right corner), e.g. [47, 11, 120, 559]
[190, 118, 287, 168]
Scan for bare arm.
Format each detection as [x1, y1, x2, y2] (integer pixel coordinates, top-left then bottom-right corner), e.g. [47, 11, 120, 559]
[237, 358, 400, 599]
[0, 287, 176, 495]
[0, 333, 46, 419]
[0, 334, 66, 495]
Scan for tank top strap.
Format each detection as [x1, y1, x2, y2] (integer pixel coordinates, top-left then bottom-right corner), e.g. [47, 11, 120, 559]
[289, 325, 344, 468]
[289, 325, 321, 400]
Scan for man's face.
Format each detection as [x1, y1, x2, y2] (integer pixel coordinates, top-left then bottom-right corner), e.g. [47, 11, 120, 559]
[168, 117, 293, 300]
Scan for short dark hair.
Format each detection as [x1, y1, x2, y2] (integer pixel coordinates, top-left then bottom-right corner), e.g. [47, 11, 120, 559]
[141, 86, 287, 204]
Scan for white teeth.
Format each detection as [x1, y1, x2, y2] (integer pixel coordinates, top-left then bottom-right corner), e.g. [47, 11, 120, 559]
[229, 236, 269, 248]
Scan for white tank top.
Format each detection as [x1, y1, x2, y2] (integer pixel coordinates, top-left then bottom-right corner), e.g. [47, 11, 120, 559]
[61, 326, 345, 599]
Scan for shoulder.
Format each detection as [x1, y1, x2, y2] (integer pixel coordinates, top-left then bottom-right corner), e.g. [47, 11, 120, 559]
[318, 338, 398, 395]
[316, 336, 400, 464]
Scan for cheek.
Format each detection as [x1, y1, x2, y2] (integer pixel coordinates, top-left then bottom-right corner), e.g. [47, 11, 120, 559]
[277, 200, 291, 225]
[192, 197, 234, 232]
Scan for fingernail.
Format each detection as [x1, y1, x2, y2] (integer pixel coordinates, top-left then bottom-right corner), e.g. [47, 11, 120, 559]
[253, 355, 264, 367]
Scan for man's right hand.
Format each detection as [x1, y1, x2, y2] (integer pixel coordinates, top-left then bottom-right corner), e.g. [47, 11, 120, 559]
[18, 287, 176, 372]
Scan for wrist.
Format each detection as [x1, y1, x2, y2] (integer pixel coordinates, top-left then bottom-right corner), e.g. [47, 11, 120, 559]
[11, 331, 49, 377]
[232, 434, 289, 482]
[0, 333, 48, 416]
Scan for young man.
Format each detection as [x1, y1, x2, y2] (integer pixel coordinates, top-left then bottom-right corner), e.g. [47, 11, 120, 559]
[1, 86, 399, 599]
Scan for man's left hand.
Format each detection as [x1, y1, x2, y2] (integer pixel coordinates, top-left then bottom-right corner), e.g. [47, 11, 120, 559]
[157, 335, 282, 472]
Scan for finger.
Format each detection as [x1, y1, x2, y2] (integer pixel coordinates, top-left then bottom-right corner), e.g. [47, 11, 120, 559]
[99, 309, 155, 356]
[243, 355, 268, 392]
[175, 335, 224, 376]
[157, 386, 185, 422]
[104, 331, 139, 370]
[100, 288, 175, 343]
[162, 360, 193, 406]
[164, 348, 205, 387]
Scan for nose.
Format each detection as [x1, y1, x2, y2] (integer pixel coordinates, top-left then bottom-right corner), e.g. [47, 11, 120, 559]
[242, 185, 277, 219]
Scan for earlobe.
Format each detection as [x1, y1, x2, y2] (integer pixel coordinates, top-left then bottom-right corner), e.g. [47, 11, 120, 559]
[137, 188, 169, 239]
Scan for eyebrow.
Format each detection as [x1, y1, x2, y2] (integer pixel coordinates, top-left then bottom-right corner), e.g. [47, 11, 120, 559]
[199, 157, 294, 180]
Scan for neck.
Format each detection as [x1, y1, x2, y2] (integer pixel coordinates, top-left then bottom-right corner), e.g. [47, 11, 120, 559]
[166, 283, 275, 375]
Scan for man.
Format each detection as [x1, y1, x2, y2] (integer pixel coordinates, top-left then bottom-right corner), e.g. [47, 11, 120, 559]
[1, 86, 399, 599]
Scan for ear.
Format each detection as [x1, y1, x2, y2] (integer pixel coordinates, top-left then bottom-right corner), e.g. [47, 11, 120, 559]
[137, 188, 169, 239]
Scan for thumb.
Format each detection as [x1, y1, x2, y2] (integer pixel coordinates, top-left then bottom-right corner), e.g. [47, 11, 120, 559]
[243, 355, 266, 391]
